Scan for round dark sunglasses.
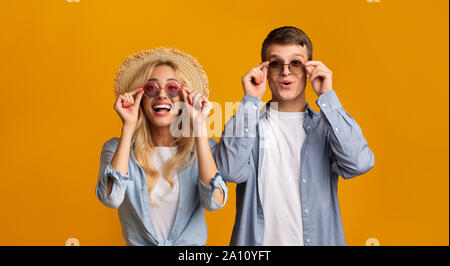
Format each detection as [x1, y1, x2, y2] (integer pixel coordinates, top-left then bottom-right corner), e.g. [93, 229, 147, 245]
[267, 60, 305, 75]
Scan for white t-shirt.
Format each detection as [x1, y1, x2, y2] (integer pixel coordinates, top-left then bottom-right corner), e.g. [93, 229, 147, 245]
[259, 105, 307, 246]
[148, 146, 179, 241]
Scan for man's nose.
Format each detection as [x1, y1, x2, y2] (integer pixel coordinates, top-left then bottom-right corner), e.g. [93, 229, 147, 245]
[281, 64, 291, 76]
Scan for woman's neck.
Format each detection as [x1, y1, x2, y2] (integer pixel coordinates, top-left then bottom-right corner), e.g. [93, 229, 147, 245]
[150, 125, 175, 147]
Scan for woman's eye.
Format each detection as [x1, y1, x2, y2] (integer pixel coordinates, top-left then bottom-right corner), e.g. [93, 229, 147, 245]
[145, 84, 159, 92]
[166, 84, 180, 92]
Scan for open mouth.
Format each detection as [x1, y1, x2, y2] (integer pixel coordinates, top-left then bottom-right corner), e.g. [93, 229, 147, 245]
[280, 81, 293, 88]
[152, 104, 172, 115]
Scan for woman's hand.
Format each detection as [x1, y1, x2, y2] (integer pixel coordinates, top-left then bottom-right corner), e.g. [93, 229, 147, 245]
[180, 86, 212, 137]
[180, 87, 224, 206]
[114, 87, 145, 129]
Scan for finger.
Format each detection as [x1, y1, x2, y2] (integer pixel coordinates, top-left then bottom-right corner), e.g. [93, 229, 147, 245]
[180, 85, 190, 96]
[309, 63, 328, 73]
[257, 61, 270, 70]
[120, 94, 131, 108]
[309, 69, 322, 81]
[251, 68, 264, 85]
[253, 69, 263, 84]
[115, 95, 123, 106]
[201, 96, 210, 108]
[188, 93, 194, 106]
[201, 95, 208, 105]
[125, 93, 134, 106]
[202, 97, 212, 114]
[305, 61, 330, 72]
[129, 87, 144, 96]
[304, 61, 321, 66]
[183, 85, 193, 94]
[310, 70, 328, 82]
[116, 95, 127, 108]
[134, 89, 145, 106]
[120, 97, 130, 109]
[193, 93, 202, 109]
[305, 65, 316, 77]
[262, 63, 268, 78]
[183, 87, 194, 106]
[180, 85, 189, 103]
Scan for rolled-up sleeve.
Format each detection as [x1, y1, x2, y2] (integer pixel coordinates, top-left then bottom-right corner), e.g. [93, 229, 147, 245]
[198, 172, 228, 211]
[95, 138, 131, 209]
[196, 138, 229, 211]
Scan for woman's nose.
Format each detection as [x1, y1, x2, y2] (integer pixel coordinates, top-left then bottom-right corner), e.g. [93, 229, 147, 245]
[156, 87, 169, 99]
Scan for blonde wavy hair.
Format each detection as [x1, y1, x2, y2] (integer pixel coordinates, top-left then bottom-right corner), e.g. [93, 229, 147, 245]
[116, 59, 196, 204]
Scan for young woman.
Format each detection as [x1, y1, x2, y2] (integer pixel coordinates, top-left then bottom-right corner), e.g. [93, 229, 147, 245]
[95, 47, 227, 246]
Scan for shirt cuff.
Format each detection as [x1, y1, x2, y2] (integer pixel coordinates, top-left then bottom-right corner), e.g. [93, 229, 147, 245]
[242, 94, 264, 107]
[104, 164, 131, 183]
[315, 89, 342, 114]
[198, 172, 228, 209]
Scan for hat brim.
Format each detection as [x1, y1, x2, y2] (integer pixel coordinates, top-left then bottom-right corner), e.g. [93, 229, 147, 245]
[114, 47, 209, 97]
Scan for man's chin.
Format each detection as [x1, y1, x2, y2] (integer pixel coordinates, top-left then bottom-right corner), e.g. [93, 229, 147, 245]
[272, 90, 304, 103]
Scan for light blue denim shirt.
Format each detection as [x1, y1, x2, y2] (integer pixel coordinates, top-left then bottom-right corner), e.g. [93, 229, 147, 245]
[213, 90, 374, 246]
[95, 137, 228, 246]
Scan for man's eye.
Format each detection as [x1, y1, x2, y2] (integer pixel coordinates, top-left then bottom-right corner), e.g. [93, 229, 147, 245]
[269, 61, 282, 68]
[291, 60, 303, 66]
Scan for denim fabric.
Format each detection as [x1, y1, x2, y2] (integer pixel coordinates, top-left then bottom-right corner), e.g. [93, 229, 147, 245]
[95, 138, 228, 246]
[214, 90, 374, 246]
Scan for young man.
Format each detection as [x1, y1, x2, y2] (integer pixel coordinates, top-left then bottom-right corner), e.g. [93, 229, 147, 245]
[214, 26, 375, 246]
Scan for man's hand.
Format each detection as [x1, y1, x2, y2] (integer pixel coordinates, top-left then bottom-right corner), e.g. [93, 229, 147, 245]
[242, 61, 269, 99]
[305, 61, 333, 96]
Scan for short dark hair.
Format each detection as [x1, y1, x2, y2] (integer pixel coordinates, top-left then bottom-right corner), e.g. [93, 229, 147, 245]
[261, 26, 313, 61]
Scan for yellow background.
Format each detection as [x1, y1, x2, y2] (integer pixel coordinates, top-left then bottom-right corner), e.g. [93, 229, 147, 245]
[0, 0, 448, 246]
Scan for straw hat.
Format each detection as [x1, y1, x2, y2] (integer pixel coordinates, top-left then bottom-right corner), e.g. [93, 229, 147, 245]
[113, 47, 209, 97]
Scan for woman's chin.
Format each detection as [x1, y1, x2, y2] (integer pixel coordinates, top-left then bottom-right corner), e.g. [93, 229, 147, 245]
[149, 115, 177, 129]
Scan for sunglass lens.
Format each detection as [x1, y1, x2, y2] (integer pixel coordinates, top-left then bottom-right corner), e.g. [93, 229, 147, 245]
[289, 60, 304, 75]
[268, 61, 283, 75]
[143, 82, 159, 97]
[165, 82, 181, 98]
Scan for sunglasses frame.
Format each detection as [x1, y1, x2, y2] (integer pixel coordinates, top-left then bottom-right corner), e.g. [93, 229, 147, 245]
[267, 60, 306, 76]
[142, 81, 182, 98]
